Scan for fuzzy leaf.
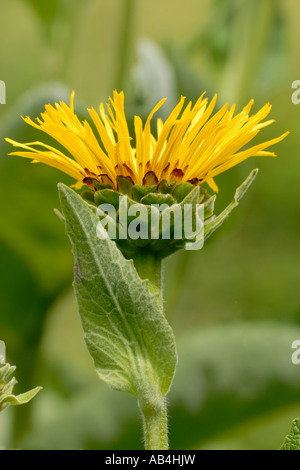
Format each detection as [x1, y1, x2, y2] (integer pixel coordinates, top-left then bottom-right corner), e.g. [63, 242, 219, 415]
[58, 184, 177, 402]
[281, 418, 300, 450]
[0, 357, 41, 412]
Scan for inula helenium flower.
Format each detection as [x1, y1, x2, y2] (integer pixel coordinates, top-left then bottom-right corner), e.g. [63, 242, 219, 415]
[4, 91, 290, 451]
[6, 91, 288, 194]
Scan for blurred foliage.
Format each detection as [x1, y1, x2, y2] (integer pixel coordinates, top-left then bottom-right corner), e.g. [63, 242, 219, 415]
[0, 0, 299, 450]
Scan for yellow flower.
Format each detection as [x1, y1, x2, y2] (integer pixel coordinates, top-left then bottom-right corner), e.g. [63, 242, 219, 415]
[6, 91, 288, 193]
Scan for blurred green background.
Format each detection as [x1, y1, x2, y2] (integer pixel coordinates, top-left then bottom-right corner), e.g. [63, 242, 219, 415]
[0, 0, 299, 450]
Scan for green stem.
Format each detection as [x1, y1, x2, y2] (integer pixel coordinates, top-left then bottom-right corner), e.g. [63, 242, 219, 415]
[133, 251, 169, 449]
[114, 0, 136, 90]
[139, 398, 169, 450]
[220, 0, 273, 104]
[132, 250, 163, 306]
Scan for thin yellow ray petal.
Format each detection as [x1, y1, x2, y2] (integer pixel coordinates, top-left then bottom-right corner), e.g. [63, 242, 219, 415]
[206, 131, 289, 179]
[206, 178, 219, 193]
[143, 98, 167, 169]
[134, 115, 144, 182]
[243, 99, 255, 115]
[9, 150, 84, 181]
[150, 96, 186, 169]
[6, 91, 289, 194]
[99, 103, 117, 143]
[70, 90, 75, 113]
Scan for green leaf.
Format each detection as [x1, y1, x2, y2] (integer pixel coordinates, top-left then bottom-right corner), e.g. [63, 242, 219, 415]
[281, 418, 300, 450]
[0, 357, 41, 412]
[58, 184, 177, 403]
[204, 168, 258, 240]
[0, 388, 41, 410]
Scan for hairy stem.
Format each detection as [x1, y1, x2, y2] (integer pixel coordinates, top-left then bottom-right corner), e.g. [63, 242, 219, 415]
[133, 251, 169, 449]
[139, 398, 169, 450]
[132, 251, 163, 306]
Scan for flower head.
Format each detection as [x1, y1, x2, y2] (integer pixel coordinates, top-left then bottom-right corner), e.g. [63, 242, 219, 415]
[6, 91, 288, 194]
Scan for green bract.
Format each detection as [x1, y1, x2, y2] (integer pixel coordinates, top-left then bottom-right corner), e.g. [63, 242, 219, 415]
[79, 169, 258, 258]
